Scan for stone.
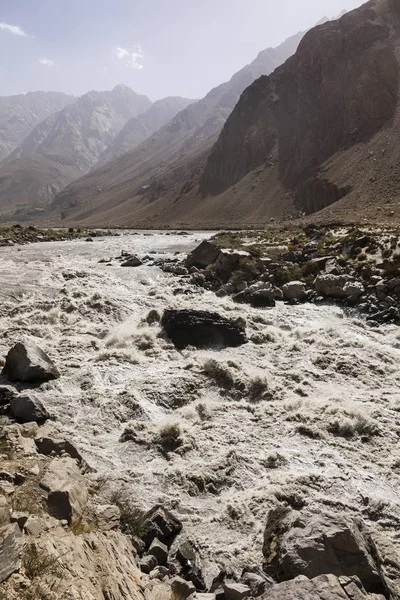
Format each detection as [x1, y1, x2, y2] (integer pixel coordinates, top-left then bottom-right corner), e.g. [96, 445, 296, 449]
[2, 341, 60, 383]
[149, 565, 170, 580]
[10, 393, 51, 423]
[195, 595, 216, 600]
[121, 255, 142, 267]
[241, 573, 270, 597]
[282, 281, 307, 302]
[0, 523, 22, 583]
[144, 505, 183, 548]
[262, 574, 386, 600]
[140, 554, 157, 573]
[161, 309, 247, 350]
[10, 512, 29, 531]
[0, 496, 10, 528]
[186, 240, 221, 269]
[314, 274, 364, 299]
[234, 283, 276, 307]
[223, 582, 251, 600]
[324, 258, 342, 275]
[171, 576, 196, 599]
[95, 505, 120, 532]
[263, 509, 386, 595]
[148, 537, 169, 566]
[19, 421, 39, 438]
[0, 386, 18, 406]
[40, 457, 88, 525]
[35, 437, 89, 471]
[215, 249, 251, 278]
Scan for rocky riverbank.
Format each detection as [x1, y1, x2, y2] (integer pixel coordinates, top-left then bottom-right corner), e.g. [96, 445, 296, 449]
[0, 225, 114, 247]
[148, 225, 400, 326]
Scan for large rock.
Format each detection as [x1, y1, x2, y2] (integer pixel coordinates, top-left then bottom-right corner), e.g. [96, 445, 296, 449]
[282, 281, 307, 302]
[161, 309, 247, 350]
[263, 509, 386, 595]
[2, 341, 60, 383]
[9, 393, 51, 423]
[143, 505, 182, 548]
[215, 249, 251, 279]
[0, 523, 22, 583]
[314, 275, 364, 299]
[35, 437, 89, 471]
[121, 255, 142, 267]
[263, 574, 386, 600]
[40, 457, 88, 525]
[234, 283, 276, 308]
[186, 240, 221, 269]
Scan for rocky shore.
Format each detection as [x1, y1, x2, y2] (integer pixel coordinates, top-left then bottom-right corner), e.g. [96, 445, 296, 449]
[144, 225, 400, 327]
[0, 225, 114, 247]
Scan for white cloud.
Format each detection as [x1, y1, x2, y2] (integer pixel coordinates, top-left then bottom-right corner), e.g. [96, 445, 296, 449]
[114, 45, 144, 70]
[0, 22, 27, 36]
[39, 57, 55, 67]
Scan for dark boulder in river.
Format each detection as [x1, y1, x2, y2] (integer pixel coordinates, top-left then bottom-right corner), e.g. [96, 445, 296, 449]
[2, 341, 60, 383]
[161, 309, 247, 350]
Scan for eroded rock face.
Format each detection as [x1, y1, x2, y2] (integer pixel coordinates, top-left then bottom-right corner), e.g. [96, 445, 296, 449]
[0, 523, 22, 583]
[2, 341, 60, 383]
[161, 309, 247, 349]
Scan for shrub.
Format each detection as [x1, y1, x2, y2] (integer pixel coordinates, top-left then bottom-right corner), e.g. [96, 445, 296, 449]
[296, 424, 323, 439]
[195, 403, 210, 421]
[109, 488, 146, 538]
[248, 376, 269, 401]
[156, 423, 183, 454]
[203, 359, 235, 389]
[145, 309, 161, 325]
[23, 544, 63, 580]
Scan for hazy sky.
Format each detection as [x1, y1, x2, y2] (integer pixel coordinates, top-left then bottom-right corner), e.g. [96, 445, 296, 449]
[1, 0, 366, 101]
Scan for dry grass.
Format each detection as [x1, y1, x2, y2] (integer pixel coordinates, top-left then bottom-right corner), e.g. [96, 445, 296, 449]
[109, 488, 146, 539]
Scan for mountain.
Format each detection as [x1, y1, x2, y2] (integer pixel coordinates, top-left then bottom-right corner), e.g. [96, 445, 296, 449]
[52, 0, 400, 228]
[0, 85, 151, 217]
[97, 97, 197, 167]
[46, 29, 306, 226]
[0, 91, 75, 163]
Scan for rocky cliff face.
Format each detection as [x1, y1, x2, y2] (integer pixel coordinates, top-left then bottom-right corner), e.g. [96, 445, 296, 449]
[46, 29, 305, 226]
[199, 0, 400, 219]
[0, 92, 75, 164]
[97, 96, 196, 167]
[0, 86, 151, 216]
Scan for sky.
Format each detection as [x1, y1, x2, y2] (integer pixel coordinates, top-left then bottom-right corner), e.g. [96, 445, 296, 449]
[0, 0, 366, 102]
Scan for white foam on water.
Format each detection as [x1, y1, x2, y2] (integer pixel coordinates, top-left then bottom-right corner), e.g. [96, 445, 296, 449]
[1, 230, 399, 570]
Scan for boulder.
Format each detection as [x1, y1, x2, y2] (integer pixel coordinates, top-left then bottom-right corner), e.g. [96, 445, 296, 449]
[263, 574, 386, 600]
[121, 255, 142, 267]
[2, 341, 60, 383]
[143, 505, 183, 548]
[161, 309, 247, 350]
[186, 240, 221, 269]
[95, 505, 120, 532]
[223, 582, 251, 600]
[140, 554, 157, 573]
[148, 538, 169, 566]
[215, 249, 251, 279]
[10, 393, 51, 423]
[0, 523, 22, 583]
[40, 457, 88, 525]
[35, 437, 89, 471]
[282, 281, 307, 302]
[263, 509, 386, 595]
[0, 496, 10, 528]
[314, 275, 364, 299]
[234, 283, 276, 308]
[171, 576, 196, 599]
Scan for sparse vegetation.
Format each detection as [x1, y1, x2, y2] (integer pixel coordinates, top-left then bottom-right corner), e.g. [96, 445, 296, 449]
[23, 543, 64, 580]
[248, 375, 269, 401]
[109, 488, 146, 539]
[203, 358, 235, 389]
[156, 423, 183, 454]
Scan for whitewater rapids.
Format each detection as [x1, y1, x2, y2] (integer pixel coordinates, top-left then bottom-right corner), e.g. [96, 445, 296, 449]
[0, 231, 399, 570]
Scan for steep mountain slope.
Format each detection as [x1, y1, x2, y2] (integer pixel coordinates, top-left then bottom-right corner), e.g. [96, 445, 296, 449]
[0, 91, 75, 163]
[0, 85, 151, 217]
[47, 29, 306, 226]
[195, 0, 400, 225]
[97, 96, 196, 167]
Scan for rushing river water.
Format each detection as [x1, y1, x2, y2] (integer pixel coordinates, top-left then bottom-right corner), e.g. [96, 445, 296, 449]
[1, 231, 400, 571]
